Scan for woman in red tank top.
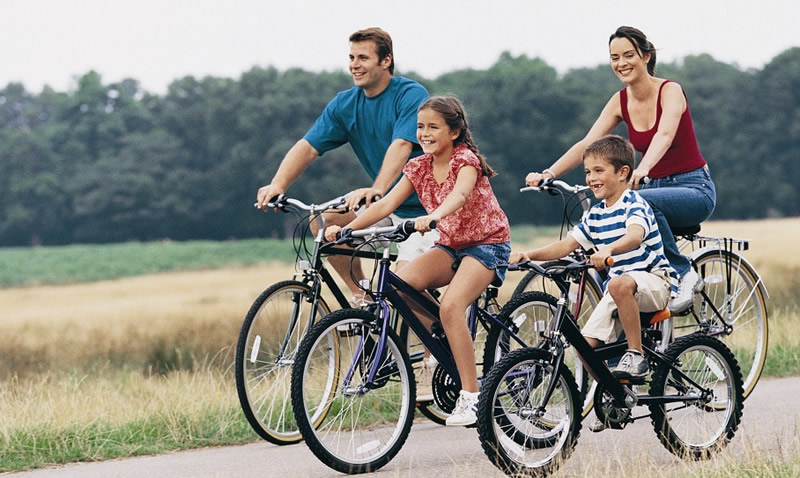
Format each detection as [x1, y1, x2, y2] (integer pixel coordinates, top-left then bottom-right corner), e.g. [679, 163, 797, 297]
[524, 26, 716, 314]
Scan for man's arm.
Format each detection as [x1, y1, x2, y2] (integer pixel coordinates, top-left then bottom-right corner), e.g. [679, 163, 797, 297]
[344, 138, 413, 210]
[256, 139, 319, 209]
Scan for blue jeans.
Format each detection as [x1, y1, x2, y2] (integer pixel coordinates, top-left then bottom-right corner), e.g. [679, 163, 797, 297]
[639, 166, 716, 277]
[434, 242, 511, 287]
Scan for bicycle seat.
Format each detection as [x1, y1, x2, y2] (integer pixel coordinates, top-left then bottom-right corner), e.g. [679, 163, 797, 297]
[671, 224, 701, 238]
[641, 308, 671, 327]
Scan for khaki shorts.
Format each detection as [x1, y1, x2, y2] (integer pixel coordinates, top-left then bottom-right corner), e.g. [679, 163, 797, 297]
[355, 209, 439, 263]
[581, 270, 672, 345]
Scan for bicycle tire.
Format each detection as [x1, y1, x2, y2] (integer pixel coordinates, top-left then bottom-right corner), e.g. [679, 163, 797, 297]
[510, 263, 604, 417]
[648, 333, 744, 459]
[291, 308, 415, 474]
[234, 280, 331, 445]
[483, 292, 592, 417]
[675, 248, 768, 399]
[477, 347, 581, 477]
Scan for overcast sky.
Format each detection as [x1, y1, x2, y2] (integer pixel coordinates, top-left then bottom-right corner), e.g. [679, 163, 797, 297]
[1, 0, 798, 94]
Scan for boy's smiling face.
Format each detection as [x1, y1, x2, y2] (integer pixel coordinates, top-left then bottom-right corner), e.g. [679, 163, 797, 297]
[584, 154, 629, 204]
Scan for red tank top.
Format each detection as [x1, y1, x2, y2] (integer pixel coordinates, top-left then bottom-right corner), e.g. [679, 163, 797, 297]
[620, 80, 706, 179]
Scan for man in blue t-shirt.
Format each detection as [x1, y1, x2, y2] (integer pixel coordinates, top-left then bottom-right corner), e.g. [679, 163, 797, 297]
[256, 27, 435, 301]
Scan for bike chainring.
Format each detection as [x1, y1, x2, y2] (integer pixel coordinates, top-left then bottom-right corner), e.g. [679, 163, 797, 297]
[592, 382, 637, 430]
[431, 364, 460, 413]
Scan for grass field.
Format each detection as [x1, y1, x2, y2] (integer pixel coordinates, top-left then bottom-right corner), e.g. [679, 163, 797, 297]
[0, 218, 797, 472]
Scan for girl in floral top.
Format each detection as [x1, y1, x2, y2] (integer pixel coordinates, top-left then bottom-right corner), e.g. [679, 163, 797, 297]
[325, 95, 510, 427]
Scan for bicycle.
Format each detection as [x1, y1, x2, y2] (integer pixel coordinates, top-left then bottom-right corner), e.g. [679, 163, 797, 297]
[478, 259, 744, 477]
[234, 194, 473, 444]
[511, 179, 767, 403]
[289, 221, 543, 474]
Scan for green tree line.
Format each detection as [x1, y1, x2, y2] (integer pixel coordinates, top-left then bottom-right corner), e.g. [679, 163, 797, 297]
[1, 48, 798, 246]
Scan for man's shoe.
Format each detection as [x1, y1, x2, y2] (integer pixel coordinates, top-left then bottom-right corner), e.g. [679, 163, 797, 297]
[668, 269, 701, 313]
[445, 390, 479, 427]
[614, 350, 649, 380]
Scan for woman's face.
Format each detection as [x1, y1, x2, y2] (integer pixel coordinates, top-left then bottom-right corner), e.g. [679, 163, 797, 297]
[609, 37, 650, 84]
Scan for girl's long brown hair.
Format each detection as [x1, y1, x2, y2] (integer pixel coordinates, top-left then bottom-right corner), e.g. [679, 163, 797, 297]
[418, 95, 496, 177]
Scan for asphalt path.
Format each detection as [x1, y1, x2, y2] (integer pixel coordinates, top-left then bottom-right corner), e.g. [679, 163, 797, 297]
[5, 376, 799, 478]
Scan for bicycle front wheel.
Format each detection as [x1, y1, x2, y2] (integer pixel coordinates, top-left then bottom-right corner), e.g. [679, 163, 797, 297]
[677, 249, 768, 399]
[234, 280, 331, 445]
[649, 334, 744, 459]
[477, 347, 581, 477]
[291, 309, 415, 474]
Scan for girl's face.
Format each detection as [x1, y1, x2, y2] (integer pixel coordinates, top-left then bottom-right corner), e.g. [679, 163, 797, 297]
[417, 108, 459, 159]
[609, 37, 650, 84]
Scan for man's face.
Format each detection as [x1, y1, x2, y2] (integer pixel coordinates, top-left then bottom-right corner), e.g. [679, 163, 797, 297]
[349, 40, 390, 94]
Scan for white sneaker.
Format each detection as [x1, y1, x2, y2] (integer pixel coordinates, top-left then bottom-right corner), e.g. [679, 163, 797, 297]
[668, 269, 702, 313]
[445, 390, 479, 427]
[416, 357, 436, 402]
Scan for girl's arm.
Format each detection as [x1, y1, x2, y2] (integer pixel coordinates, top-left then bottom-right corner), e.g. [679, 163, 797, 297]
[324, 176, 415, 241]
[526, 94, 623, 185]
[630, 82, 685, 188]
[510, 236, 581, 264]
[415, 165, 478, 232]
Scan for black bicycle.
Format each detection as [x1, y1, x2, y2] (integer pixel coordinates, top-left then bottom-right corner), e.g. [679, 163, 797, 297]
[289, 221, 542, 474]
[477, 259, 744, 477]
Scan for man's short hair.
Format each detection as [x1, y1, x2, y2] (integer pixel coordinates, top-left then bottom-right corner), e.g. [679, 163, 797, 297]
[583, 134, 635, 180]
[350, 27, 394, 74]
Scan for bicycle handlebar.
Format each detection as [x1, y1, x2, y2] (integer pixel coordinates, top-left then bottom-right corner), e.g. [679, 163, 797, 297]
[519, 178, 590, 196]
[333, 220, 437, 246]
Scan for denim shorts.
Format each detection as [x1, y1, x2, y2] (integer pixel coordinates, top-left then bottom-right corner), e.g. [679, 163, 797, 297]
[434, 242, 511, 287]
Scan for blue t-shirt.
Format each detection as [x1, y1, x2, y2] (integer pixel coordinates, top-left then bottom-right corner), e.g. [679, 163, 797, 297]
[304, 76, 428, 218]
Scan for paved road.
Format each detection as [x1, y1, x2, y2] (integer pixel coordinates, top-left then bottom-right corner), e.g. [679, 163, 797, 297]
[6, 377, 800, 478]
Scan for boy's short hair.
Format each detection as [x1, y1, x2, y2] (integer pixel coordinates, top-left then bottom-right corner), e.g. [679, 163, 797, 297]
[583, 135, 635, 180]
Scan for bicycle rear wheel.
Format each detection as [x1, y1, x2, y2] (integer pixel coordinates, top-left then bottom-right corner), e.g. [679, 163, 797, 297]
[675, 249, 768, 399]
[477, 347, 581, 477]
[235, 280, 331, 445]
[291, 309, 414, 474]
[649, 334, 744, 459]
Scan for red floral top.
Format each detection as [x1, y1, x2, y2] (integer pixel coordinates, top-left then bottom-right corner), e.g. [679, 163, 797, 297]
[402, 145, 510, 249]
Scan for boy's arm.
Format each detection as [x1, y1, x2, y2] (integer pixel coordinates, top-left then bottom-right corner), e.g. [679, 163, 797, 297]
[510, 236, 581, 264]
[590, 224, 646, 270]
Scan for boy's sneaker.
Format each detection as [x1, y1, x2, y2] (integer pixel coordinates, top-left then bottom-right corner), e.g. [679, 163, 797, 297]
[588, 418, 607, 433]
[668, 269, 703, 313]
[445, 390, 479, 427]
[614, 350, 648, 380]
[415, 357, 436, 402]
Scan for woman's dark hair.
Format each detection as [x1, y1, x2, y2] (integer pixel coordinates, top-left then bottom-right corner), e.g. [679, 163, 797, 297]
[418, 95, 496, 177]
[610, 26, 657, 76]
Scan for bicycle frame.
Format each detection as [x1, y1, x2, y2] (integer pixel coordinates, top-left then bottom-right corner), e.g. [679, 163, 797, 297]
[339, 243, 523, 391]
[532, 262, 713, 409]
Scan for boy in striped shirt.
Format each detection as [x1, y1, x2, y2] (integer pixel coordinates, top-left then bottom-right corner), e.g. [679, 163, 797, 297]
[511, 135, 677, 379]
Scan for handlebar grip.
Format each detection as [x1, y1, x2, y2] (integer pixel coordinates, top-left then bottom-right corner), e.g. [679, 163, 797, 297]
[335, 227, 352, 242]
[605, 257, 614, 267]
[254, 194, 284, 209]
[356, 194, 382, 208]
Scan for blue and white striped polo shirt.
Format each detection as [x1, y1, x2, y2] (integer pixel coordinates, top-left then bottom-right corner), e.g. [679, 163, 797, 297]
[570, 189, 678, 295]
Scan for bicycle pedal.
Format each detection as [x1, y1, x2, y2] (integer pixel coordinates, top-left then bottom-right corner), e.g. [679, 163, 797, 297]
[611, 370, 646, 385]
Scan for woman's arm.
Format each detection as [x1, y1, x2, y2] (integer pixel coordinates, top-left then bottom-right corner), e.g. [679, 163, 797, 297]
[415, 165, 479, 232]
[324, 176, 415, 241]
[526, 93, 623, 186]
[630, 82, 686, 189]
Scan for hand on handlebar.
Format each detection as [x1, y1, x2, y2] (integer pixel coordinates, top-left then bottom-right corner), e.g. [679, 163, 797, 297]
[255, 184, 285, 210]
[414, 215, 438, 234]
[345, 188, 383, 212]
[509, 250, 533, 264]
[324, 225, 342, 242]
[525, 170, 555, 188]
[629, 167, 650, 191]
[590, 248, 614, 271]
